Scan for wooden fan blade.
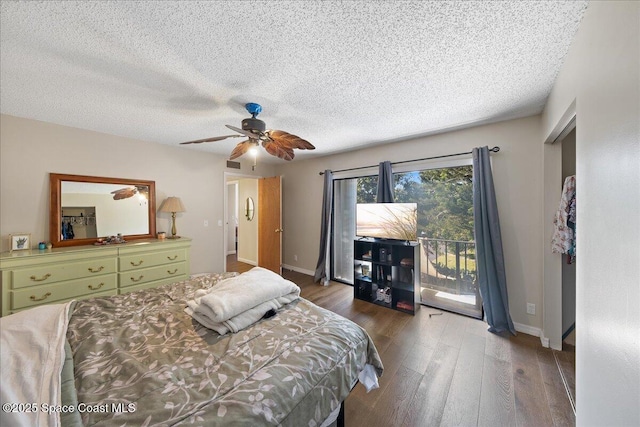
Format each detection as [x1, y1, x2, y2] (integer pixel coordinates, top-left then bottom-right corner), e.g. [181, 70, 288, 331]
[268, 130, 315, 150]
[180, 134, 242, 145]
[263, 141, 295, 161]
[225, 125, 261, 140]
[111, 187, 136, 200]
[229, 140, 253, 160]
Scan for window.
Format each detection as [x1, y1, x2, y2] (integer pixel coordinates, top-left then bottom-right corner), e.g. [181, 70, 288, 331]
[331, 161, 482, 319]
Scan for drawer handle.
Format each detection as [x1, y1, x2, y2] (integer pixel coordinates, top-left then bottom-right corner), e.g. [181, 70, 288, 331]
[167, 269, 178, 275]
[88, 282, 104, 290]
[88, 266, 104, 273]
[167, 255, 178, 261]
[130, 260, 144, 267]
[30, 292, 52, 301]
[30, 273, 51, 282]
[130, 275, 144, 283]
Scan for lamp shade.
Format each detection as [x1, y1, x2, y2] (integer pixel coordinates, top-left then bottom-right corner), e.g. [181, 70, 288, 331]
[159, 197, 186, 213]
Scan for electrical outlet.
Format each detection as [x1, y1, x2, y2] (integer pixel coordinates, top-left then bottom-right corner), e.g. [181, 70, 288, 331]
[203, 220, 209, 227]
[526, 303, 536, 315]
[294, 255, 298, 262]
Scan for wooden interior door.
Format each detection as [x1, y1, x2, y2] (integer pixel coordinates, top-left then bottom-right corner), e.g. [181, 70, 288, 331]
[258, 176, 282, 274]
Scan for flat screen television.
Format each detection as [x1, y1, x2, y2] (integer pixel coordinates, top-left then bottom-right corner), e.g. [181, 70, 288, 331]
[356, 203, 417, 241]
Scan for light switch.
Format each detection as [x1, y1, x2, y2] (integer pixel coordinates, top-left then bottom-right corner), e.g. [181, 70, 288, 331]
[217, 220, 223, 227]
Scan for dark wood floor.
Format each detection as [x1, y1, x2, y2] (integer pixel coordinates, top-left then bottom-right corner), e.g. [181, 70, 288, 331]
[226, 253, 254, 273]
[226, 257, 575, 427]
[553, 345, 576, 416]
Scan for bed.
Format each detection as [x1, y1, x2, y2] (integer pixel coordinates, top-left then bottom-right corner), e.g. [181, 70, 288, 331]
[1, 271, 383, 426]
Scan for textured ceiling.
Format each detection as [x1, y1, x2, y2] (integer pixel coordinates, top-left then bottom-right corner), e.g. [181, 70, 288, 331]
[0, 1, 588, 162]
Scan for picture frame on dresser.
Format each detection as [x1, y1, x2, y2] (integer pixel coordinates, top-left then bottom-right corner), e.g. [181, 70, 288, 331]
[9, 233, 31, 252]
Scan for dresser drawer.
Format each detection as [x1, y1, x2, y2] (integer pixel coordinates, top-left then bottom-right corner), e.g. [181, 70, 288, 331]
[119, 275, 188, 294]
[12, 258, 117, 289]
[119, 261, 187, 288]
[119, 249, 187, 272]
[12, 274, 118, 310]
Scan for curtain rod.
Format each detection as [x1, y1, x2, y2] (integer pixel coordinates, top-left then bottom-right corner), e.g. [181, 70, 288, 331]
[319, 146, 500, 175]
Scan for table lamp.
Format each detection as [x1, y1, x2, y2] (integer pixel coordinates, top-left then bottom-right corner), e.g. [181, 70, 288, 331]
[158, 196, 186, 239]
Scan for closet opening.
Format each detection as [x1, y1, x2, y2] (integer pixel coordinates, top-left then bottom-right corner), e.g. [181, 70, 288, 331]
[551, 122, 577, 415]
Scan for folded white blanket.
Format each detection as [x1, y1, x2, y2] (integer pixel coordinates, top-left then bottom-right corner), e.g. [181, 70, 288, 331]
[0, 301, 74, 427]
[185, 267, 300, 334]
[186, 292, 299, 334]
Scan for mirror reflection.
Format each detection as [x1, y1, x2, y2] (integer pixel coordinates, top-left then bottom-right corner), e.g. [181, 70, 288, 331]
[50, 173, 156, 247]
[61, 182, 150, 240]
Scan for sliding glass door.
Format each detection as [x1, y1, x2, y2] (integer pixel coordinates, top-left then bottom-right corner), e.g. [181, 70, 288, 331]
[332, 179, 357, 284]
[332, 176, 377, 284]
[330, 163, 483, 319]
[394, 166, 482, 319]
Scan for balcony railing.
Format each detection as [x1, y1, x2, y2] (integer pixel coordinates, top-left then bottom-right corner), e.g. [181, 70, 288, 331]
[417, 237, 477, 296]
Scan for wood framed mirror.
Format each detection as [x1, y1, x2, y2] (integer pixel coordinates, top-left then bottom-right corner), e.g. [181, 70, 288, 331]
[50, 173, 156, 247]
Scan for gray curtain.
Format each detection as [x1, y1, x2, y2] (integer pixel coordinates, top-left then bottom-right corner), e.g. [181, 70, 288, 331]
[473, 146, 516, 335]
[314, 170, 333, 285]
[376, 161, 394, 203]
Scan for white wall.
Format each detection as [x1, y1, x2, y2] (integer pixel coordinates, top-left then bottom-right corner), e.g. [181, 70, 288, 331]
[541, 1, 639, 425]
[226, 181, 238, 254]
[279, 115, 545, 332]
[236, 178, 258, 265]
[0, 114, 274, 273]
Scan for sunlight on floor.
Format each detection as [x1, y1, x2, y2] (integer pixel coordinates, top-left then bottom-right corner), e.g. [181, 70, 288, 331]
[434, 291, 476, 305]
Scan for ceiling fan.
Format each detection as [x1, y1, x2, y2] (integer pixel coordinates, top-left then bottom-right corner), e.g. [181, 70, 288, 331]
[180, 103, 315, 161]
[111, 185, 148, 200]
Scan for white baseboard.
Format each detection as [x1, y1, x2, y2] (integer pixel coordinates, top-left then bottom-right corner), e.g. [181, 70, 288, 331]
[543, 334, 562, 350]
[282, 264, 315, 277]
[540, 335, 551, 348]
[237, 257, 257, 266]
[226, 250, 236, 255]
[514, 322, 543, 339]
[513, 323, 560, 349]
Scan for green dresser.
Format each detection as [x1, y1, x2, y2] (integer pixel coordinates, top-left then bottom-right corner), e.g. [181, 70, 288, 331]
[0, 238, 191, 316]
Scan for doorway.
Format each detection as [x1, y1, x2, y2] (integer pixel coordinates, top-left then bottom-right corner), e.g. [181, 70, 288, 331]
[543, 109, 576, 415]
[555, 126, 577, 414]
[225, 174, 259, 273]
[223, 173, 282, 274]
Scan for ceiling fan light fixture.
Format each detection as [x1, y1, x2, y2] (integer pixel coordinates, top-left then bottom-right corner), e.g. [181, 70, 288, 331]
[179, 102, 315, 161]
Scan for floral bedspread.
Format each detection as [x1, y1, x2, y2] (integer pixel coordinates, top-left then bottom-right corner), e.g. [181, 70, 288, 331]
[66, 273, 383, 426]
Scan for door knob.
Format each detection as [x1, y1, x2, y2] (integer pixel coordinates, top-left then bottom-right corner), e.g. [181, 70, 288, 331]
[275, 228, 284, 233]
